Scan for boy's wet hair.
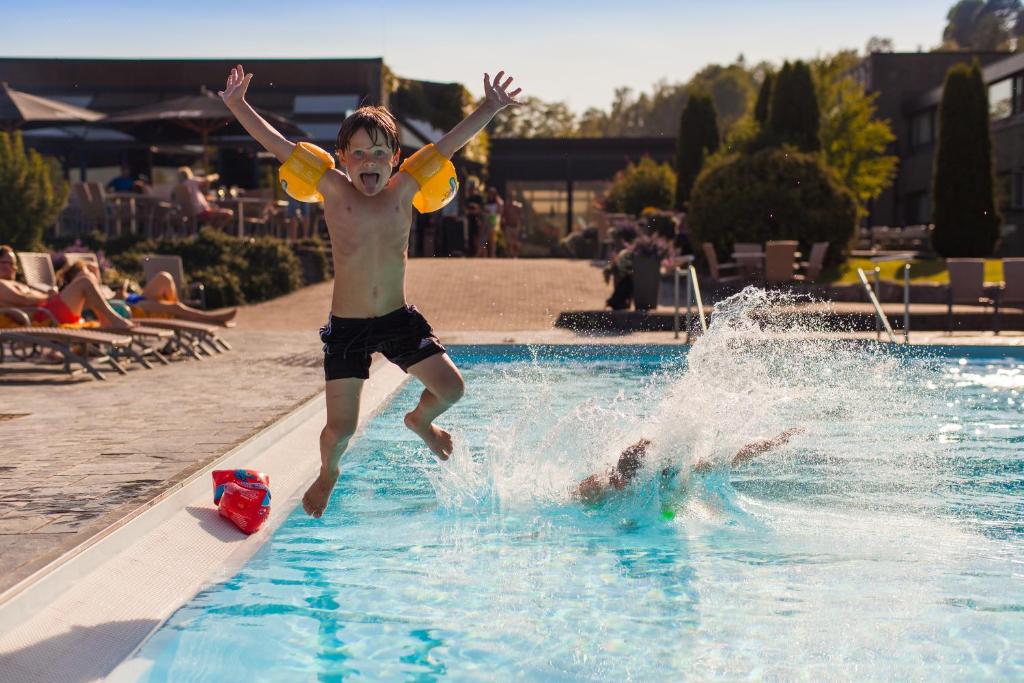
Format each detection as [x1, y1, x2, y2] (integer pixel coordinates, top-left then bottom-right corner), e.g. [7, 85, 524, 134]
[336, 106, 400, 155]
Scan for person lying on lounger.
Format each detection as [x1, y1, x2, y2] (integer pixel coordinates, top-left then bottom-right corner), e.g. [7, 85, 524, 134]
[0, 245, 134, 330]
[572, 428, 805, 505]
[59, 260, 237, 326]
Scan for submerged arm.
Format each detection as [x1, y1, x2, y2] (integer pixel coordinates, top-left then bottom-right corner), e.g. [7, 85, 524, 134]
[730, 427, 805, 468]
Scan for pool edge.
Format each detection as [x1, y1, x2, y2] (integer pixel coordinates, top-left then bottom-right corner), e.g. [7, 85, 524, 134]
[0, 359, 410, 683]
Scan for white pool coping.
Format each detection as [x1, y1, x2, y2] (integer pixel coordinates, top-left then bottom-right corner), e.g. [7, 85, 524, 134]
[0, 359, 409, 683]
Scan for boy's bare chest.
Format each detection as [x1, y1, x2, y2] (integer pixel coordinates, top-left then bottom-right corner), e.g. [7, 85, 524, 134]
[326, 194, 411, 257]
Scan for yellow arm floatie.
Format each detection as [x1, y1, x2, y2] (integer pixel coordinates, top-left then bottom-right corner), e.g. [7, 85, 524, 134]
[400, 144, 459, 213]
[279, 142, 335, 203]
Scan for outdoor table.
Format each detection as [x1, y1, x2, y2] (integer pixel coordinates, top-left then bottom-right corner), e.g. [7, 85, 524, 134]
[215, 197, 276, 237]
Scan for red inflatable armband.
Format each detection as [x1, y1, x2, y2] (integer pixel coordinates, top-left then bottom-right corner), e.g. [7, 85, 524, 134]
[217, 480, 271, 534]
[212, 469, 269, 505]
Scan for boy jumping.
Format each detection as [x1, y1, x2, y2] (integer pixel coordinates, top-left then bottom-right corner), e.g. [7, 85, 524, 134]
[221, 64, 521, 517]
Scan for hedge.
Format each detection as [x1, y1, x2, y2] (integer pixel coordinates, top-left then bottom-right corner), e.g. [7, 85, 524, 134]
[688, 146, 856, 265]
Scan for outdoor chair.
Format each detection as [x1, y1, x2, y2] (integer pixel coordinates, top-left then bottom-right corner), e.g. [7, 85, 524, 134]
[702, 242, 742, 282]
[946, 258, 998, 334]
[765, 241, 800, 283]
[142, 255, 206, 309]
[733, 242, 762, 277]
[0, 307, 133, 381]
[996, 258, 1024, 333]
[798, 242, 830, 281]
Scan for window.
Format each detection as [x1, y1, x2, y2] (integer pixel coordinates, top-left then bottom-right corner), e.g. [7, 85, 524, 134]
[300, 122, 344, 142]
[293, 95, 359, 114]
[909, 110, 934, 147]
[990, 78, 1013, 119]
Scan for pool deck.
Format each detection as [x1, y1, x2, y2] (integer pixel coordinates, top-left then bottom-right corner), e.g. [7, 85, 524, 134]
[1, 258, 1022, 681]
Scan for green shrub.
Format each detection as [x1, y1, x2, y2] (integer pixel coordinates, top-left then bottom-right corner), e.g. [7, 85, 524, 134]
[689, 147, 857, 264]
[291, 237, 331, 284]
[603, 156, 676, 215]
[238, 237, 302, 301]
[191, 265, 244, 309]
[0, 131, 68, 250]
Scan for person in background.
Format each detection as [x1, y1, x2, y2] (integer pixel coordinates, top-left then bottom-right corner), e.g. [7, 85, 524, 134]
[177, 166, 234, 230]
[464, 177, 484, 258]
[0, 245, 134, 330]
[603, 225, 638, 310]
[479, 186, 504, 258]
[501, 199, 523, 258]
[106, 163, 136, 193]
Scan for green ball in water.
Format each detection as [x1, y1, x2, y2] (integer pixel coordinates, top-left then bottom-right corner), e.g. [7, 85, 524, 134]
[661, 505, 676, 520]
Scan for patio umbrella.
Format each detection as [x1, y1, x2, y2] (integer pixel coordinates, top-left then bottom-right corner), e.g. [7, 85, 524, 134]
[0, 82, 105, 131]
[105, 88, 308, 170]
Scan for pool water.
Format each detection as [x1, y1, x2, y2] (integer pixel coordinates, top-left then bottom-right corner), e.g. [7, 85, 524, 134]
[127, 295, 1023, 681]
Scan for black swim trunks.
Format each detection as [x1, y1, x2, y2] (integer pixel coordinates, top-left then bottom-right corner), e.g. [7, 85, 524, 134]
[320, 305, 445, 381]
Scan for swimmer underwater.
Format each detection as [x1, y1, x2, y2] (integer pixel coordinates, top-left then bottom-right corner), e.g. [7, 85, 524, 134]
[573, 428, 805, 505]
[220, 64, 522, 518]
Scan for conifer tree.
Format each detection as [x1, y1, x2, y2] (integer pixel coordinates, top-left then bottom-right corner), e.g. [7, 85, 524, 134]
[768, 60, 820, 151]
[754, 72, 774, 125]
[675, 94, 720, 209]
[932, 61, 1000, 257]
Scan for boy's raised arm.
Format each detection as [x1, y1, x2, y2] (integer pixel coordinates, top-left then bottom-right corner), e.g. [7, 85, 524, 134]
[434, 70, 521, 160]
[219, 64, 295, 163]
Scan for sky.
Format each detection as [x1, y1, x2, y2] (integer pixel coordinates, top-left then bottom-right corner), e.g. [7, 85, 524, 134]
[0, 0, 954, 112]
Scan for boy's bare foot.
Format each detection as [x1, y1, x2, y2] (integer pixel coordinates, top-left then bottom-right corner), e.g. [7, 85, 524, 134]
[302, 467, 339, 518]
[404, 411, 453, 460]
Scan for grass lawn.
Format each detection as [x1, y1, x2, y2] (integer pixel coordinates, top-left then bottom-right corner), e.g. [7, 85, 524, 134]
[823, 258, 1005, 285]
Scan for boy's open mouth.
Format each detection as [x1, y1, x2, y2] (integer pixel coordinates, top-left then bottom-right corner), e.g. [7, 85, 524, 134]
[359, 172, 380, 190]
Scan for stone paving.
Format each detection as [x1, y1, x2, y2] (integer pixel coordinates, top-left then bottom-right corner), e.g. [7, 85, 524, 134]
[2, 258, 1022, 596]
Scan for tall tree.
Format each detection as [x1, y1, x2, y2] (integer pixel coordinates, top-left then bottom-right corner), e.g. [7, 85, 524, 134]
[942, 0, 1023, 49]
[674, 94, 720, 209]
[0, 131, 68, 251]
[487, 96, 578, 138]
[932, 62, 1000, 257]
[768, 60, 820, 152]
[813, 52, 899, 218]
[753, 72, 774, 125]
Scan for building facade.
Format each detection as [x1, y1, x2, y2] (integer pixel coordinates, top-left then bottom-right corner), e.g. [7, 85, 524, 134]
[488, 137, 677, 236]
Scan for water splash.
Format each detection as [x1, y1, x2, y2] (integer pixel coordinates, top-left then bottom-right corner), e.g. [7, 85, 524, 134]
[423, 288, 951, 522]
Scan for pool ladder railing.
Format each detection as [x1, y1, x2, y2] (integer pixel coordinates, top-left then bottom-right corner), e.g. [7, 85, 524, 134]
[674, 264, 708, 342]
[857, 265, 912, 343]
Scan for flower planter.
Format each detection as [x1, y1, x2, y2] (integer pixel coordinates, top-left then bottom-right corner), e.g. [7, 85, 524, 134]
[633, 254, 661, 311]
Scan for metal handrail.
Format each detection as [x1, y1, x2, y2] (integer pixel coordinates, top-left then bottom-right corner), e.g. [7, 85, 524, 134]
[673, 264, 708, 342]
[856, 267, 896, 343]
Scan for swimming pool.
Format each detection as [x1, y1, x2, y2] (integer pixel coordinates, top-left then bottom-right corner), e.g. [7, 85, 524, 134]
[122, 306, 1023, 680]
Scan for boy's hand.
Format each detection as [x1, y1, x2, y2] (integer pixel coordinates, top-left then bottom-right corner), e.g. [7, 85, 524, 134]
[483, 70, 522, 111]
[219, 64, 252, 108]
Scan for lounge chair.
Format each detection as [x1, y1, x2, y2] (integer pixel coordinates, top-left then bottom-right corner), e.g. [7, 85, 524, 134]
[798, 242, 830, 281]
[996, 258, 1024, 333]
[702, 242, 742, 282]
[946, 258, 998, 333]
[0, 307, 133, 381]
[142, 255, 206, 309]
[16, 251, 57, 292]
[18, 251, 194, 362]
[765, 241, 800, 283]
